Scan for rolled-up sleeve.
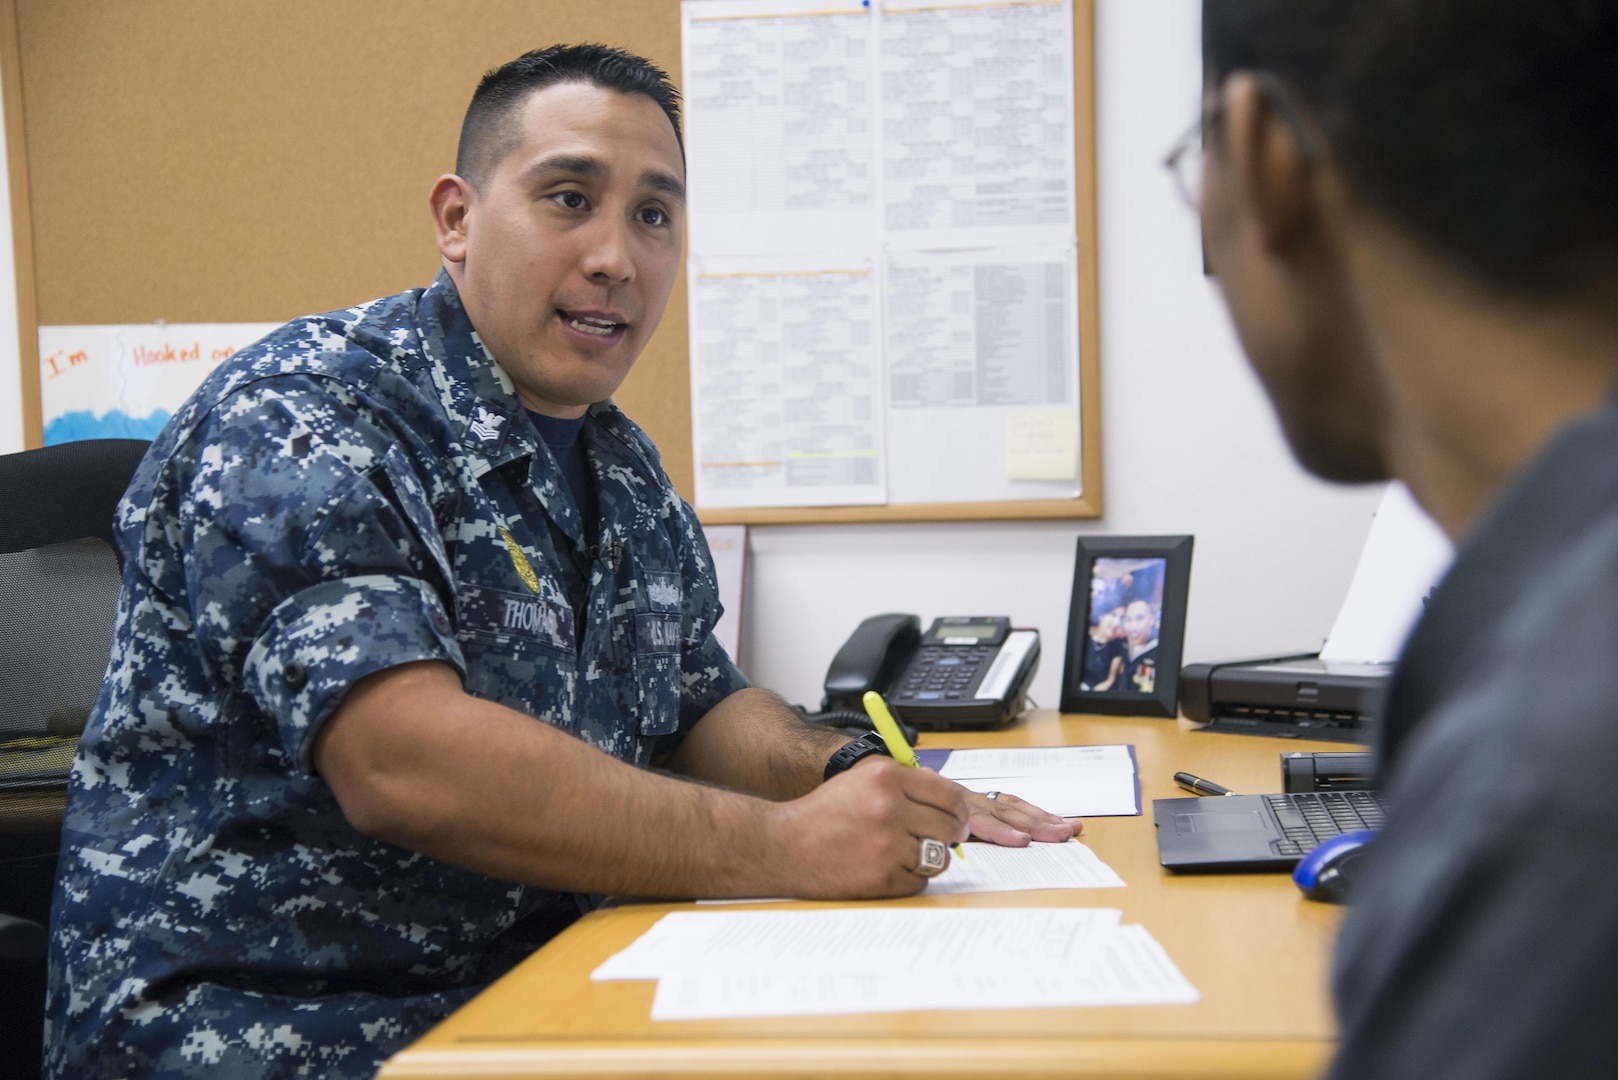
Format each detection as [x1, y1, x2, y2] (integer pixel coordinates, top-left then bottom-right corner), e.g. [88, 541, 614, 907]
[244, 575, 463, 772]
[173, 377, 461, 773]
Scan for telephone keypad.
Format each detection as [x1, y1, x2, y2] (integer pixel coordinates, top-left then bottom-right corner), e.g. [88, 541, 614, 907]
[896, 645, 995, 703]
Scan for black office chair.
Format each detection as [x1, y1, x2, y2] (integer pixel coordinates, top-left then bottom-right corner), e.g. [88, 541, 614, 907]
[0, 438, 149, 1075]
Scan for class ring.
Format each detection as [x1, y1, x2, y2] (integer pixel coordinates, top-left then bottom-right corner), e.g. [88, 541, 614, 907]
[917, 838, 949, 877]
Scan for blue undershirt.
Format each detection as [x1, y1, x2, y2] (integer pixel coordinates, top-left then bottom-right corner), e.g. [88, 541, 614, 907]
[525, 409, 599, 542]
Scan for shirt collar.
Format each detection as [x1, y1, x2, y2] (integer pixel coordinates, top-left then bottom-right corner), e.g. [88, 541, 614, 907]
[412, 271, 640, 466]
[412, 269, 535, 475]
[410, 271, 654, 541]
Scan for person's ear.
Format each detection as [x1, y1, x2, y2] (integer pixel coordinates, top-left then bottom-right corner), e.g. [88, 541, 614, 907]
[1215, 73, 1317, 256]
[430, 175, 474, 265]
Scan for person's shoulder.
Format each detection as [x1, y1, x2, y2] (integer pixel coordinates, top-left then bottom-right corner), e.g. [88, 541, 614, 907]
[586, 400, 708, 535]
[588, 400, 662, 466]
[219, 288, 429, 390]
[124, 288, 441, 515]
[1485, 507, 1618, 682]
[165, 290, 429, 437]
[587, 400, 680, 499]
[1397, 504, 1618, 798]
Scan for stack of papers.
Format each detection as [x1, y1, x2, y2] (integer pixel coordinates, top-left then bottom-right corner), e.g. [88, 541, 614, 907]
[593, 908, 1198, 1021]
[922, 745, 1141, 817]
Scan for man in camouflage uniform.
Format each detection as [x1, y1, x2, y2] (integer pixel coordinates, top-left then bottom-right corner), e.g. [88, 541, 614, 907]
[44, 45, 1071, 1078]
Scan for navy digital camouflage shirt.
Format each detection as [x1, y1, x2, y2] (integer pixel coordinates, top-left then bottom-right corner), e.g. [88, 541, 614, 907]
[44, 271, 748, 1078]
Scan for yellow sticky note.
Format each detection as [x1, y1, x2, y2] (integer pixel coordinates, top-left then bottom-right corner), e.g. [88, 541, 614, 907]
[1005, 407, 1079, 481]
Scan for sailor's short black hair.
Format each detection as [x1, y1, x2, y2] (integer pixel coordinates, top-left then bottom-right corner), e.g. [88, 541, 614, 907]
[455, 44, 683, 190]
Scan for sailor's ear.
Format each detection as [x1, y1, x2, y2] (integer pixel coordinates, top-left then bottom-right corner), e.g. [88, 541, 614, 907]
[431, 175, 474, 265]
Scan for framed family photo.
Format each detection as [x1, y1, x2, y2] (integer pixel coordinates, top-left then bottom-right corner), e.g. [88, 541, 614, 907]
[1059, 536, 1194, 718]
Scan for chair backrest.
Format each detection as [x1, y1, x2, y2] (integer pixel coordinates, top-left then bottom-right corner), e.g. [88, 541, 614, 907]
[0, 439, 148, 1071]
[0, 437, 148, 555]
[0, 439, 149, 800]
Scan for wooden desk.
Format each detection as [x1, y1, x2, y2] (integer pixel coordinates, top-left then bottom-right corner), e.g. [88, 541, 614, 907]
[379, 713, 1349, 1080]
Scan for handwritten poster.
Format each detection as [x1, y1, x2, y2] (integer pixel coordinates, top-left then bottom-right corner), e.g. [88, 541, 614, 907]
[38, 323, 281, 445]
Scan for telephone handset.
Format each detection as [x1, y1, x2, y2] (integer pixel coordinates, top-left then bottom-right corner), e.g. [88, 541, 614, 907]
[822, 614, 1040, 731]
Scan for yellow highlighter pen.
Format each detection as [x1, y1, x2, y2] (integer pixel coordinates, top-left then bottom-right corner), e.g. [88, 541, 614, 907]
[862, 690, 965, 859]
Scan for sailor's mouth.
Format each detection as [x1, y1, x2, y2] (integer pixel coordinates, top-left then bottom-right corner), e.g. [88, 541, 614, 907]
[558, 310, 628, 340]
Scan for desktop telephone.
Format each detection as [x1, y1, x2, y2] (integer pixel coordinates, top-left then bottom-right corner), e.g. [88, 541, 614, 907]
[821, 614, 1040, 731]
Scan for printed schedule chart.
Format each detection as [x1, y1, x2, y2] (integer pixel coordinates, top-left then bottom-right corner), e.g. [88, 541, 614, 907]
[682, 0, 1088, 513]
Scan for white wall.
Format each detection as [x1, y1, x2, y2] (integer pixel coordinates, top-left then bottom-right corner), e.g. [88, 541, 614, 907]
[0, 47, 26, 455]
[736, 0, 1386, 711]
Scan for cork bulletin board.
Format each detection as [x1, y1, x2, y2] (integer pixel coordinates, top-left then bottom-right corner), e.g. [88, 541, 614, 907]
[1, 0, 1101, 523]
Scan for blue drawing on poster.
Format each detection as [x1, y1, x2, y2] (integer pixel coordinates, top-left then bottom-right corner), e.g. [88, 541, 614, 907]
[43, 410, 171, 446]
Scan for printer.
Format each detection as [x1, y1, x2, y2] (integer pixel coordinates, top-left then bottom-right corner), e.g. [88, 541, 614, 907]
[1179, 654, 1391, 743]
[1179, 484, 1448, 744]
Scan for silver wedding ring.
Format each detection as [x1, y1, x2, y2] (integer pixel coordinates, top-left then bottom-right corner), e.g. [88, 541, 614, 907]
[985, 790, 1002, 801]
[917, 837, 949, 877]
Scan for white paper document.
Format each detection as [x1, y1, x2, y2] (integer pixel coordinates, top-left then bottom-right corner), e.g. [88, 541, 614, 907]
[594, 907, 1121, 981]
[925, 839, 1123, 894]
[1320, 482, 1454, 663]
[699, 838, 1123, 903]
[682, 0, 880, 258]
[682, 0, 1074, 256]
[593, 908, 1197, 1021]
[882, 243, 1082, 503]
[933, 744, 1141, 817]
[952, 775, 1137, 819]
[689, 255, 887, 508]
[884, 248, 1073, 411]
[880, 0, 1076, 247]
[648, 925, 1198, 1020]
[937, 745, 1134, 779]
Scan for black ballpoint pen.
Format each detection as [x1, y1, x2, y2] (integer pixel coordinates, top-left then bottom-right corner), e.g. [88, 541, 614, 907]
[1174, 771, 1236, 796]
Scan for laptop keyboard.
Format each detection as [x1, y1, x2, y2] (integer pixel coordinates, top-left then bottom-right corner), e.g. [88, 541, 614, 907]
[1265, 792, 1387, 856]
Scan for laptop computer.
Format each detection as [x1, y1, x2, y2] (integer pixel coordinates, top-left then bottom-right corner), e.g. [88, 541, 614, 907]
[1153, 790, 1387, 872]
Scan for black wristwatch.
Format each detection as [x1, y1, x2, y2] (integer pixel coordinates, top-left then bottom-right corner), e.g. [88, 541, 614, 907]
[823, 732, 893, 780]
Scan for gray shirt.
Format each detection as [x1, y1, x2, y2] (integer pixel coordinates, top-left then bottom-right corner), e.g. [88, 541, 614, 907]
[1329, 398, 1618, 1078]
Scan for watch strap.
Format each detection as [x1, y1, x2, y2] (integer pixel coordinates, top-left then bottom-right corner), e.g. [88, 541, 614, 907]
[823, 732, 892, 780]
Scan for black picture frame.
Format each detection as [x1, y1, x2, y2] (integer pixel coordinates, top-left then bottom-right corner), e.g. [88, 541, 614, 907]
[1059, 535, 1194, 718]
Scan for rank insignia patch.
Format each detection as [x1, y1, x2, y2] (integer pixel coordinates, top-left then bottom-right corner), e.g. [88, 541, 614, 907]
[464, 402, 510, 453]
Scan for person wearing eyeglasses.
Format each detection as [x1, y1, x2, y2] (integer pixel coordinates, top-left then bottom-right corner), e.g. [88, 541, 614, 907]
[1189, 1, 1618, 1077]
